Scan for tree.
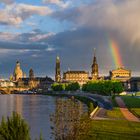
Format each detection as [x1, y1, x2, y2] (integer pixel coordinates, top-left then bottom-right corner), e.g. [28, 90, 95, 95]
[0, 112, 30, 140]
[65, 82, 80, 91]
[51, 83, 65, 91]
[112, 81, 124, 94]
[82, 80, 124, 95]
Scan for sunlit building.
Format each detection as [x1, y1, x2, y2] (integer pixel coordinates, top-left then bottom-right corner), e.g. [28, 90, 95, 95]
[109, 67, 131, 82]
[63, 71, 89, 85]
[0, 80, 15, 87]
[62, 49, 99, 85]
[11, 61, 24, 82]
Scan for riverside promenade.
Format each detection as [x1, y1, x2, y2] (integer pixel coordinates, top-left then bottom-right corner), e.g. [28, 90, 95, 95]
[49, 91, 113, 110]
[49, 92, 140, 122]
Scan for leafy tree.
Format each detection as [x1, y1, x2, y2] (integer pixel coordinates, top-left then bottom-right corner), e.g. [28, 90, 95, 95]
[66, 82, 80, 91]
[51, 83, 65, 91]
[112, 81, 124, 94]
[82, 80, 124, 95]
[51, 82, 80, 91]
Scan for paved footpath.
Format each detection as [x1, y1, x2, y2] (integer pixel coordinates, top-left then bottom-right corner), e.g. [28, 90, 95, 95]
[91, 108, 109, 120]
[115, 97, 139, 122]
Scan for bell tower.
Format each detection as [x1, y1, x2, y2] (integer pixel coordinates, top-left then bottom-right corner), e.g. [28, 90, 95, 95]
[91, 48, 99, 80]
[55, 56, 61, 82]
[29, 68, 34, 80]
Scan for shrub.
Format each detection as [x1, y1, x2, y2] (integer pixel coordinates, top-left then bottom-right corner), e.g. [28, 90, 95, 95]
[0, 112, 30, 140]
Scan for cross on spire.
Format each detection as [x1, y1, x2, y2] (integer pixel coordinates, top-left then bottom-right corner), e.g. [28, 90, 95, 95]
[94, 48, 96, 57]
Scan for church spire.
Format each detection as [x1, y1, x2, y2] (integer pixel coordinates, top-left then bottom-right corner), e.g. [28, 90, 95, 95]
[55, 55, 61, 82]
[91, 48, 99, 80]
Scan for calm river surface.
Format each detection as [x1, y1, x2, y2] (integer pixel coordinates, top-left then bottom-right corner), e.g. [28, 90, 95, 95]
[0, 94, 88, 140]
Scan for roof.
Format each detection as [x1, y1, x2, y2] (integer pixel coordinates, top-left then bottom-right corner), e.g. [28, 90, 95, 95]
[111, 67, 131, 73]
[19, 76, 54, 82]
[64, 71, 89, 74]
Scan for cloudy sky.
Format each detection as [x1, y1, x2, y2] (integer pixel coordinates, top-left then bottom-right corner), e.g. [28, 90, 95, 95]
[0, 0, 140, 79]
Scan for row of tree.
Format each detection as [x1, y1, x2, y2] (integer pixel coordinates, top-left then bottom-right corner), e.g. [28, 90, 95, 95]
[82, 80, 124, 95]
[51, 80, 124, 95]
[51, 82, 80, 91]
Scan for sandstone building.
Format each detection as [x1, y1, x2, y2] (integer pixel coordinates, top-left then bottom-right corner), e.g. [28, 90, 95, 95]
[109, 67, 131, 82]
[63, 71, 89, 85]
[12, 61, 23, 81]
[62, 49, 99, 85]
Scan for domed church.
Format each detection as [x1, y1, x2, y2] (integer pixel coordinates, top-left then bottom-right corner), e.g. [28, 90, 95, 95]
[12, 61, 23, 81]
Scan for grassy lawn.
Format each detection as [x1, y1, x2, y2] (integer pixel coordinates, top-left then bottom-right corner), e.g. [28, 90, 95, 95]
[136, 92, 140, 96]
[105, 96, 124, 119]
[82, 120, 140, 140]
[106, 108, 124, 119]
[121, 96, 140, 118]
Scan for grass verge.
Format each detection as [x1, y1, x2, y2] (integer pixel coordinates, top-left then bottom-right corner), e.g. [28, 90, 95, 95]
[82, 119, 140, 140]
[106, 108, 124, 119]
[121, 96, 140, 118]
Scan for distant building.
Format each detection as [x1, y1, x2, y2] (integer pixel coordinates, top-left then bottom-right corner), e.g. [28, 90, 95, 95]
[29, 68, 34, 80]
[62, 48, 100, 85]
[109, 67, 131, 90]
[55, 56, 61, 82]
[0, 80, 15, 87]
[12, 61, 24, 81]
[63, 71, 89, 85]
[129, 77, 140, 91]
[109, 67, 131, 82]
[18, 76, 54, 89]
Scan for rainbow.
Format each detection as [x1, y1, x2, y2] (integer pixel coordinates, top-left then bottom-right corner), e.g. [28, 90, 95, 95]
[109, 39, 123, 68]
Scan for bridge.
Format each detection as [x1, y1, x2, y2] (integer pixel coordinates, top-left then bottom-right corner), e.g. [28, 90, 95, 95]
[0, 87, 30, 94]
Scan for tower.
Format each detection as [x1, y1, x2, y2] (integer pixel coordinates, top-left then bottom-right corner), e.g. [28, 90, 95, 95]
[91, 48, 99, 80]
[13, 61, 23, 81]
[29, 68, 34, 80]
[55, 56, 61, 82]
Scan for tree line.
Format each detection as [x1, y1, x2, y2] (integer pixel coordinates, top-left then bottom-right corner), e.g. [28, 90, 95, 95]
[51, 80, 124, 95]
[82, 80, 124, 95]
[51, 82, 80, 91]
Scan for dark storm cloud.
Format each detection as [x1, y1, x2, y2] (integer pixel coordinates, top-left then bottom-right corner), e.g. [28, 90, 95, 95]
[49, 0, 140, 75]
[0, 30, 57, 78]
[1, 0, 140, 78]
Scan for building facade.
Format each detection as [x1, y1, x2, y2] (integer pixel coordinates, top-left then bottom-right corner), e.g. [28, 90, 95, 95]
[62, 48, 100, 85]
[109, 67, 131, 82]
[109, 67, 131, 90]
[12, 61, 24, 81]
[63, 71, 89, 85]
[0, 80, 15, 88]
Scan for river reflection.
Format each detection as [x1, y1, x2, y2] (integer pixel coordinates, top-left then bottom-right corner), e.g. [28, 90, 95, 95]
[0, 95, 88, 140]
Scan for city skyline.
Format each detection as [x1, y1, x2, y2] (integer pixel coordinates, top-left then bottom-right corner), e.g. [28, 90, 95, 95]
[0, 0, 140, 78]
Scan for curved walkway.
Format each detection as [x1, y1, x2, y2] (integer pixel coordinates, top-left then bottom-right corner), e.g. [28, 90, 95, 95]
[115, 97, 139, 122]
[51, 91, 113, 109]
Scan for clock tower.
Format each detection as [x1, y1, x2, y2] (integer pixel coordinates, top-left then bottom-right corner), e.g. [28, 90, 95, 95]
[91, 49, 99, 80]
[55, 56, 61, 82]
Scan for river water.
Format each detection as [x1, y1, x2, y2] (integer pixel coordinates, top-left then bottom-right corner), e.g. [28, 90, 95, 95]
[0, 94, 88, 140]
